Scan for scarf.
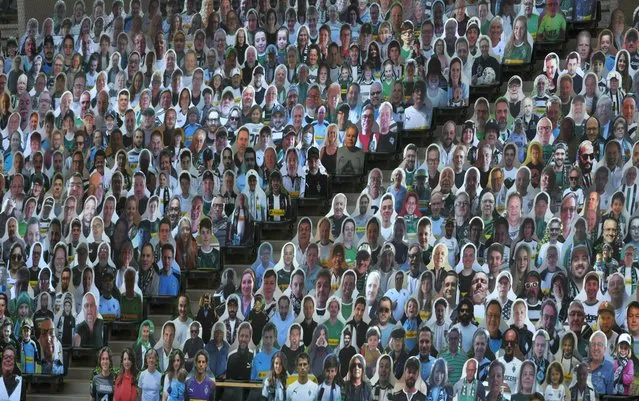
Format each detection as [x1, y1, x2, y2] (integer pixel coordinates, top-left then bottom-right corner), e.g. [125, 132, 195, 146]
[139, 265, 157, 295]
[532, 356, 548, 385]
[614, 355, 629, 393]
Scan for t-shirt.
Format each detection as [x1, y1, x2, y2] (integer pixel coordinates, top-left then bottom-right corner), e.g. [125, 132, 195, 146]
[159, 273, 180, 296]
[185, 376, 215, 401]
[324, 319, 345, 348]
[544, 384, 566, 401]
[452, 323, 478, 354]
[139, 369, 162, 401]
[168, 379, 185, 401]
[172, 317, 193, 347]
[287, 380, 319, 401]
[90, 373, 115, 401]
[336, 147, 365, 176]
[538, 14, 566, 42]
[498, 356, 522, 393]
[251, 349, 278, 381]
[19, 340, 38, 374]
[504, 42, 532, 63]
[404, 106, 431, 131]
[120, 294, 143, 321]
[98, 296, 121, 321]
[583, 301, 600, 327]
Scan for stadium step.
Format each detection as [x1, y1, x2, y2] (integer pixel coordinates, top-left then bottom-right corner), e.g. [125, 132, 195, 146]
[28, 393, 86, 401]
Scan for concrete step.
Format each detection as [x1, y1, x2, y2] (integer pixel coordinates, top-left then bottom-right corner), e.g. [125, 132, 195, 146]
[68, 366, 94, 376]
[28, 393, 86, 401]
[60, 378, 89, 394]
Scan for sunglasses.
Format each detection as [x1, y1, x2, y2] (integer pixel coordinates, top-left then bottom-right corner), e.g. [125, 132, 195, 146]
[582, 153, 595, 160]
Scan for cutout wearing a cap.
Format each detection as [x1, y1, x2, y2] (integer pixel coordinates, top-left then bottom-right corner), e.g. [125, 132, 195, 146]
[613, 332, 634, 395]
[265, 170, 292, 222]
[574, 271, 605, 326]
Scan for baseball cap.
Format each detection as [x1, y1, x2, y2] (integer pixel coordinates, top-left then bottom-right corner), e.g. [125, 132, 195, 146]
[618, 333, 632, 346]
[382, 242, 395, 255]
[607, 71, 621, 82]
[272, 104, 285, 116]
[485, 119, 499, 133]
[283, 128, 296, 138]
[598, 301, 615, 316]
[391, 327, 406, 339]
[307, 146, 320, 159]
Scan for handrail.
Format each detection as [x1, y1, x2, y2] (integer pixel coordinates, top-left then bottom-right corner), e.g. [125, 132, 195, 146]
[215, 381, 263, 389]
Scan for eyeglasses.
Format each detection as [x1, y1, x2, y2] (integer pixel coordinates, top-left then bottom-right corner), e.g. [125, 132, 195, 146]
[378, 307, 389, 313]
[352, 363, 362, 369]
[11, 254, 22, 261]
[229, 116, 239, 121]
[582, 153, 595, 160]
[524, 282, 539, 289]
